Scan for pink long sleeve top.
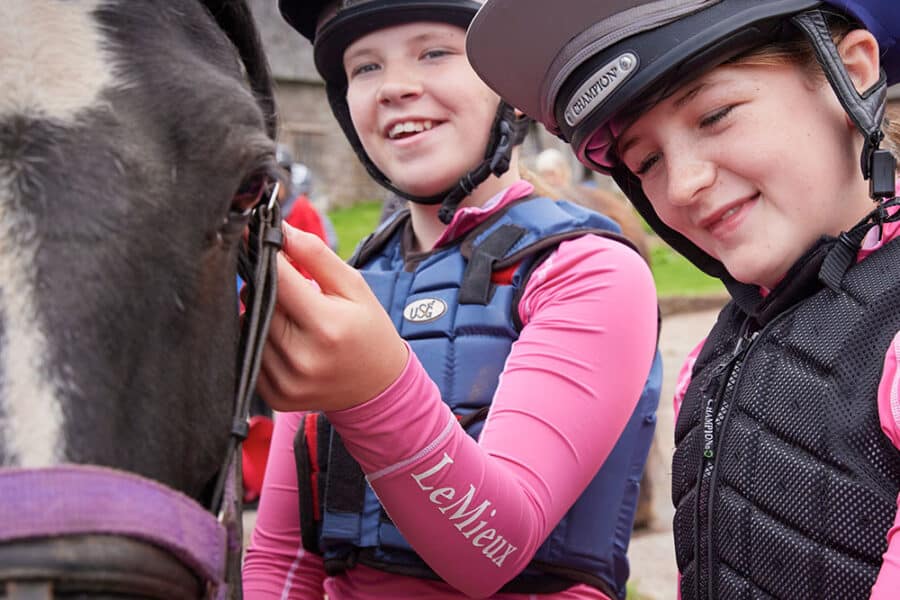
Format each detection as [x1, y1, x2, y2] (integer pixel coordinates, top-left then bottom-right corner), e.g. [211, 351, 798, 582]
[671, 217, 900, 600]
[243, 181, 659, 599]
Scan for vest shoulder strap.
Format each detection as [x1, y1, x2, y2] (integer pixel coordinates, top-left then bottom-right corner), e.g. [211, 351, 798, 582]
[347, 208, 410, 268]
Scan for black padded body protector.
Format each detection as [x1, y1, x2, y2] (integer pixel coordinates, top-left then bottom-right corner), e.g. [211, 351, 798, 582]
[673, 236, 900, 600]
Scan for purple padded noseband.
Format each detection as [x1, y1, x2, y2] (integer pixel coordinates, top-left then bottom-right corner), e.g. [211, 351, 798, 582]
[0, 465, 227, 595]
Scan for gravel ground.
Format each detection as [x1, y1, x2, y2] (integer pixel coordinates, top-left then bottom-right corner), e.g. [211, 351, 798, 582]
[626, 307, 721, 600]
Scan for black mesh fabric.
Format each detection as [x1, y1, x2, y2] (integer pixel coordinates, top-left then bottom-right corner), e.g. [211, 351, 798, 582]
[673, 238, 900, 599]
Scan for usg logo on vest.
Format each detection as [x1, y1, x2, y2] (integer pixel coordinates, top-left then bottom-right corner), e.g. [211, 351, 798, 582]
[403, 298, 447, 323]
[564, 52, 638, 127]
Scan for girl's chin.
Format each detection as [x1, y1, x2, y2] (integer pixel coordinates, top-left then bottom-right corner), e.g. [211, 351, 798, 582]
[725, 263, 783, 291]
[391, 180, 456, 199]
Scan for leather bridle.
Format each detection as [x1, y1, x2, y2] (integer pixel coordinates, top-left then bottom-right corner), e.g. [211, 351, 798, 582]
[212, 181, 283, 516]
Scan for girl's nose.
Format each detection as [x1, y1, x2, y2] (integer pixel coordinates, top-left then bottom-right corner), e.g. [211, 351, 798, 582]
[376, 68, 423, 105]
[664, 152, 716, 208]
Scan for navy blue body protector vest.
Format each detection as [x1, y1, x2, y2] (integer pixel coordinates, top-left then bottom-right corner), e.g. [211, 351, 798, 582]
[294, 196, 662, 598]
[672, 234, 900, 600]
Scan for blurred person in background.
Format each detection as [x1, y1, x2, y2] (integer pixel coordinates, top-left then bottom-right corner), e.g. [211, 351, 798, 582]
[276, 144, 339, 252]
[535, 148, 651, 262]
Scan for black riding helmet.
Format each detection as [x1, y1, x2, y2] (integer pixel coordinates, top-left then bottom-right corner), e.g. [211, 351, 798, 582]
[467, 0, 900, 281]
[279, 0, 530, 224]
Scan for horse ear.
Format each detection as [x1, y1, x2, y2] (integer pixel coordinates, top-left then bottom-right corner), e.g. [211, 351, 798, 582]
[201, 0, 278, 139]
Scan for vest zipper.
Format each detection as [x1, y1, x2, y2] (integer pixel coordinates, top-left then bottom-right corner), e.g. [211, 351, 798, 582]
[694, 319, 758, 600]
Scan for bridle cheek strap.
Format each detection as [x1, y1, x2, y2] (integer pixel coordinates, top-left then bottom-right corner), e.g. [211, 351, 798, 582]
[212, 183, 284, 515]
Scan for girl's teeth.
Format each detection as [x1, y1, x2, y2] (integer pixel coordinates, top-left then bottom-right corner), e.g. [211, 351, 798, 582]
[720, 206, 739, 221]
[389, 120, 435, 139]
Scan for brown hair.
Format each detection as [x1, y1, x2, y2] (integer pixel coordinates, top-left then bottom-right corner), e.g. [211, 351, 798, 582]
[885, 102, 900, 162]
[728, 20, 851, 83]
[521, 165, 651, 262]
[733, 19, 900, 162]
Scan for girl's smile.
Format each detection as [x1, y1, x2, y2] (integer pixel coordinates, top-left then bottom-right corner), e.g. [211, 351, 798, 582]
[619, 61, 874, 289]
[344, 22, 502, 200]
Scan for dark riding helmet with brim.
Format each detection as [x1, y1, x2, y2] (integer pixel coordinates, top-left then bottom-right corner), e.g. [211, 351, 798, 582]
[279, 0, 530, 224]
[467, 0, 900, 282]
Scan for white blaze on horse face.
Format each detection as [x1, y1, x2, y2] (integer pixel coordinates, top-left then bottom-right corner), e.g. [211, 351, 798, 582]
[0, 0, 118, 122]
[0, 185, 64, 467]
[0, 0, 115, 466]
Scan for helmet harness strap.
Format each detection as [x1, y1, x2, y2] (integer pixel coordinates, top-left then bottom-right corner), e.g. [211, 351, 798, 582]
[792, 9, 896, 200]
[437, 104, 523, 224]
[327, 78, 527, 224]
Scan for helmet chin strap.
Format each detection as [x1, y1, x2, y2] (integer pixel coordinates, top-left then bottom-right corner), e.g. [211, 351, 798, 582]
[328, 76, 529, 224]
[389, 101, 525, 225]
[792, 10, 896, 200]
[437, 117, 517, 224]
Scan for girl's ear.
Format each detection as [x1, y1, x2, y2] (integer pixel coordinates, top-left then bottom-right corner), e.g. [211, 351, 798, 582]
[837, 29, 881, 95]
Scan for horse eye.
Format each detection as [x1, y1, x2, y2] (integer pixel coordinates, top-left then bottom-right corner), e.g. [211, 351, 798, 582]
[232, 172, 272, 214]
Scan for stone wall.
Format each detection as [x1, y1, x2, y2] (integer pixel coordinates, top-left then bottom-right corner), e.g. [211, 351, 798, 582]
[272, 79, 389, 209]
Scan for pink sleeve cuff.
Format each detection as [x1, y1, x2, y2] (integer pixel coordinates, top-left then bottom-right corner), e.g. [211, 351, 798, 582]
[877, 332, 900, 449]
[673, 338, 706, 419]
[872, 331, 900, 596]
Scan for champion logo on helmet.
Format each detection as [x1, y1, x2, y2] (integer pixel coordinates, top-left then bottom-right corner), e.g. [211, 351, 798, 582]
[403, 298, 448, 323]
[565, 53, 638, 128]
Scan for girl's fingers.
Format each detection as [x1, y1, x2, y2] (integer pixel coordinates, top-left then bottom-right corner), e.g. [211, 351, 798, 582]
[273, 251, 324, 329]
[256, 311, 303, 410]
[281, 223, 363, 298]
[263, 306, 301, 366]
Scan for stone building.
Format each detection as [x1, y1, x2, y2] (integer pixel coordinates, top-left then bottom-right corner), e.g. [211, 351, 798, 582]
[248, 0, 615, 209]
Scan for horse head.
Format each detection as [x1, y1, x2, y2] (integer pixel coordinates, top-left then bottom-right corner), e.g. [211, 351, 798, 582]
[0, 1, 277, 596]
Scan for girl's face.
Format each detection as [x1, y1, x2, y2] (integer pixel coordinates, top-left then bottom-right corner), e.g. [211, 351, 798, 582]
[343, 22, 500, 198]
[618, 61, 872, 289]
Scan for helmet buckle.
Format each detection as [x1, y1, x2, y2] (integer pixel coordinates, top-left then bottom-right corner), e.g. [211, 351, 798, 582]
[869, 148, 897, 200]
[488, 120, 513, 175]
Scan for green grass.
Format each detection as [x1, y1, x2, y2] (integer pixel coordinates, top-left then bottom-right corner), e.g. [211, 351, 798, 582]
[650, 242, 725, 298]
[328, 200, 383, 260]
[328, 200, 725, 298]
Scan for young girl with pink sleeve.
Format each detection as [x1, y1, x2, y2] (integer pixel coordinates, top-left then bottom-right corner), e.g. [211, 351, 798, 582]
[242, 1, 661, 598]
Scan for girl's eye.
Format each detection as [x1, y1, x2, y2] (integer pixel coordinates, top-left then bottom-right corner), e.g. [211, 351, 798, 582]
[635, 153, 660, 177]
[350, 62, 379, 78]
[422, 48, 451, 60]
[700, 105, 733, 128]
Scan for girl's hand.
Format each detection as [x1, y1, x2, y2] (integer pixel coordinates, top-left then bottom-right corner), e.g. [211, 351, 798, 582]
[256, 224, 408, 413]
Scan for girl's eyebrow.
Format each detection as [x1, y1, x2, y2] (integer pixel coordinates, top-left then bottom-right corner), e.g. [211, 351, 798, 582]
[617, 81, 712, 158]
[346, 31, 457, 63]
[344, 46, 375, 65]
[674, 81, 710, 109]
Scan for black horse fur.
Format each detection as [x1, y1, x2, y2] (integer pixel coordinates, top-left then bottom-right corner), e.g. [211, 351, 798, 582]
[0, 0, 276, 508]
